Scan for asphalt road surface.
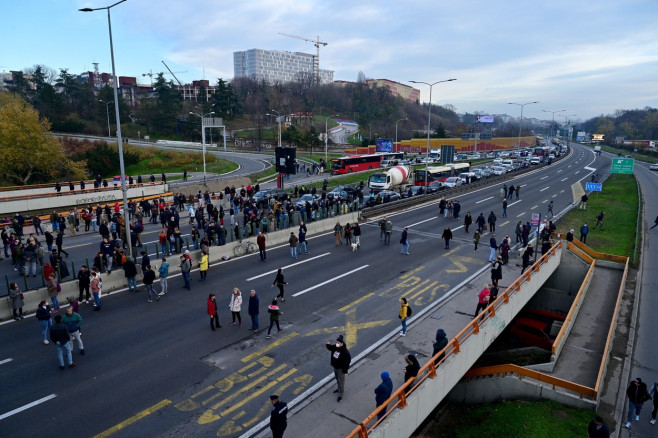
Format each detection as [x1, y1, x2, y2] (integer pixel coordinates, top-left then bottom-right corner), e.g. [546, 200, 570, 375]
[0, 144, 616, 438]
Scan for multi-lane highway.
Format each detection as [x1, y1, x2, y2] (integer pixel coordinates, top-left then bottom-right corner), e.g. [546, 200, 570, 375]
[0, 144, 615, 437]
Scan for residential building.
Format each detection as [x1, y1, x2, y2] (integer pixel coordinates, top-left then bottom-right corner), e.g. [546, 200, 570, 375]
[233, 48, 334, 84]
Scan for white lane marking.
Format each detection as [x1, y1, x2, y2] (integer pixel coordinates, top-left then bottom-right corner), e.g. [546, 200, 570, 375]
[574, 171, 580, 175]
[540, 187, 550, 192]
[560, 190, 565, 193]
[451, 225, 464, 231]
[476, 196, 493, 204]
[568, 165, 572, 168]
[0, 358, 13, 365]
[406, 217, 436, 228]
[293, 265, 370, 297]
[557, 169, 563, 173]
[246, 253, 331, 281]
[561, 178, 568, 181]
[540, 176, 548, 180]
[508, 200, 521, 207]
[520, 184, 527, 187]
[584, 166, 596, 171]
[516, 212, 525, 217]
[0, 394, 57, 420]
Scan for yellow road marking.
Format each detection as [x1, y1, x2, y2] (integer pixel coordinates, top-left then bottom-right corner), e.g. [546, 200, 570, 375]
[399, 266, 424, 279]
[93, 399, 171, 438]
[303, 311, 391, 346]
[442, 248, 459, 257]
[65, 242, 93, 249]
[339, 292, 375, 312]
[408, 281, 438, 301]
[241, 332, 299, 363]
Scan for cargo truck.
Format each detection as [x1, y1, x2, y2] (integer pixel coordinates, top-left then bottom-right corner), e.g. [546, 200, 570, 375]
[367, 165, 413, 193]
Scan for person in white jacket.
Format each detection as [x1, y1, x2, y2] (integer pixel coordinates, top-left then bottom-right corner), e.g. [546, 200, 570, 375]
[229, 288, 243, 327]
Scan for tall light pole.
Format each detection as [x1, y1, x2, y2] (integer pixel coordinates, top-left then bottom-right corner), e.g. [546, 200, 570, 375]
[325, 114, 339, 164]
[189, 111, 214, 183]
[542, 109, 565, 138]
[410, 78, 457, 187]
[80, 0, 132, 255]
[267, 110, 283, 148]
[508, 101, 538, 153]
[99, 99, 112, 138]
[395, 117, 407, 146]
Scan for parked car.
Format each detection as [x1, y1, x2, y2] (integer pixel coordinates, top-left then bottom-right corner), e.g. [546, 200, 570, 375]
[295, 194, 321, 210]
[253, 189, 288, 207]
[491, 166, 506, 175]
[502, 164, 513, 173]
[327, 186, 358, 202]
[442, 177, 463, 188]
[426, 181, 446, 193]
[378, 190, 401, 203]
[493, 158, 503, 165]
[403, 186, 425, 198]
[529, 157, 541, 165]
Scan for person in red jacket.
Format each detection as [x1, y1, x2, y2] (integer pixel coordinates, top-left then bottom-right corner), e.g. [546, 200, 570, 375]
[207, 293, 221, 331]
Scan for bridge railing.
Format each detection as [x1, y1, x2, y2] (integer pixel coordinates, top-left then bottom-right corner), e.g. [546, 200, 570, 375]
[346, 241, 563, 438]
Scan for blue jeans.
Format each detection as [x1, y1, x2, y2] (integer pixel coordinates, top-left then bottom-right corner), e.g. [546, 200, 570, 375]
[56, 340, 73, 366]
[489, 247, 496, 262]
[250, 314, 259, 330]
[160, 243, 168, 255]
[193, 239, 199, 250]
[92, 220, 97, 231]
[401, 242, 409, 254]
[40, 319, 52, 341]
[290, 247, 297, 259]
[182, 271, 191, 289]
[127, 276, 137, 290]
[401, 317, 408, 334]
[502, 208, 507, 217]
[93, 292, 101, 307]
[4, 243, 10, 257]
[51, 296, 59, 309]
[628, 400, 644, 423]
[298, 241, 307, 254]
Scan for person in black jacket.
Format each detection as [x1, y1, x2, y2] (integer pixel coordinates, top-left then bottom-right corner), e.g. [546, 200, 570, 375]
[404, 354, 421, 384]
[441, 226, 453, 249]
[326, 335, 351, 402]
[143, 265, 157, 302]
[432, 329, 449, 364]
[123, 257, 138, 292]
[269, 395, 288, 438]
[50, 315, 76, 370]
[587, 416, 609, 438]
[626, 377, 650, 428]
[77, 265, 91, 302]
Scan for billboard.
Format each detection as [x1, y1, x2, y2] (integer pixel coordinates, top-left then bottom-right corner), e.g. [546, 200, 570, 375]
[592, 134, 605, 142]
[375, 138, 393, 153]
[477, 115, 494, 123]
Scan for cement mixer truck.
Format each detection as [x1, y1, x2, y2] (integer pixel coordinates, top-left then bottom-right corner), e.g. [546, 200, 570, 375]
[367, 165, 413, 193]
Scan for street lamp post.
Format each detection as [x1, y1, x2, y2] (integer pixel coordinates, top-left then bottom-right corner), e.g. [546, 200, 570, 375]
[324, 114, 339, 164]
[99, 99, 112, 138]
[410, 79, 457, 187]
[558, 114, 577, 147]
[542, 109, 566, 138]
[80, 0, 132, 255]
[189, 111, 214, 183]
[508, 101, 538, 153]
[267, 110, 283, 148]
[395, 117, 407, 146]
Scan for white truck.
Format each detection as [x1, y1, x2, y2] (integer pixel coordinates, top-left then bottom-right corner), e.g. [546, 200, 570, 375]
[368, 165, 413, 192]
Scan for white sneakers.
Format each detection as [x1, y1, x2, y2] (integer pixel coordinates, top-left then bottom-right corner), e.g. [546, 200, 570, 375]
[399, 331, 406, 337]
[625, 422, 631, 428]
[636, 415, 640, 421]
[43, 339, 49, 345]
[651, 419, 656, 425]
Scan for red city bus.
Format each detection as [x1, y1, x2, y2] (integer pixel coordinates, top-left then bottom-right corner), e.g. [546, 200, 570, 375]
[330, 152, 404, 175]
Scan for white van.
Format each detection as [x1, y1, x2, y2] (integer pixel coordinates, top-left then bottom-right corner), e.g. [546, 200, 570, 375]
[501, 159, 514, 167]
[493, 158, 503, 165]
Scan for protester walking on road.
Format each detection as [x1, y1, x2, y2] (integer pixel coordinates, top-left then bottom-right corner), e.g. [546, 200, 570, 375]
[229, 288, 243, 327]
[547, 200, 554, 219]
[90, 269, 102, 311]
[288, 232, 298, 259]
[399, 297, 410, 336]
[441, 226, 453, 250]
[56, 230, 69, 258]
[384, 217, 393, 246]
[36, 300, 52, 344]
[502, 199, 508, 218]
[334, 222, 343, 246]
[374, 371, 393, 419]
[50, 314, 76, 370]
[76, 265, 91, 302]
[62, 306, 84, 355]
[269, 395, 288, 438]
[488, 211, 497, 233]
[272, 268, 288, 302]
[400, 227, 409, 255]
[158, 258, 169, 296]
[650, 215, 658, 230]
[199, 252, 208, 282]
[123, 256, 138, 292]
[47, 273, 61, 311]
[207, 293, 221, 331]
[180, 255, 191, 290]
[473, 230, 481, 252]
[489, 234, 498, 262]
[266, 299, 282, 339]
[626, 377, 651, 428]
[143, 265, 157, 302]
[248, 290, 260, 331]
[9, 282, 24, 320]
[326, 334, 351, 402]
[464, 212, 472, 233]
[515, 185, 521, 200]
[648, 380, 658, 425]
[257, 231, 267, 261]
[476, 213, 486, 233]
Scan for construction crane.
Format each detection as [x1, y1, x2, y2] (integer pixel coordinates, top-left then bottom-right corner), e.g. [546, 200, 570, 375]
[278, 33, 327, 84]
[142, 64, 187, 86]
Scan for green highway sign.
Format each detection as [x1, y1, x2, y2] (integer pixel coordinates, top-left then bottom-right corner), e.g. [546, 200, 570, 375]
[611, 158, 634, 174]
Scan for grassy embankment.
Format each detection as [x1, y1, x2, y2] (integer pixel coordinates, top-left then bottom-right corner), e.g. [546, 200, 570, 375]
[556, 173, 638, 257]
[120, 148, 238, 180]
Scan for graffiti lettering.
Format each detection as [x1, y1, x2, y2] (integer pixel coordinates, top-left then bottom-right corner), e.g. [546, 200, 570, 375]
[75, 194, 118, 205]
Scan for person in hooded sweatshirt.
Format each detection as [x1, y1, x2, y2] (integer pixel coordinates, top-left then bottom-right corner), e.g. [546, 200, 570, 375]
[403, 354, 421, 389]
[432, 329, 449, 364]
[326, 334, 352, 402]
[374, 371, 393, 419]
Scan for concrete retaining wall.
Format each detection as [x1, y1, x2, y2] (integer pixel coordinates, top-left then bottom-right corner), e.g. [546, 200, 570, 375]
[373, 247, 562, 438]
[1, 212, 359, 321]
[447, 374, 596, 410]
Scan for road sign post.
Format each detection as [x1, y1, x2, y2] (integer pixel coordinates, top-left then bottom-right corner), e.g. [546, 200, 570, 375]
[611, 158, 634, 174]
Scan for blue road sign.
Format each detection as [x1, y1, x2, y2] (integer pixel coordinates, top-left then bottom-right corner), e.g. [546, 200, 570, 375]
[585, 182, 602, 192]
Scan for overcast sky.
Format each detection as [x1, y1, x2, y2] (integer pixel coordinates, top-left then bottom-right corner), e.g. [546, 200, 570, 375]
[2, 0, 657, 121]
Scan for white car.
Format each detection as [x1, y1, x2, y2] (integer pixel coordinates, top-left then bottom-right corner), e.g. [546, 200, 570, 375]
[493, 158, 503, 165]
[650, 163, 658, 171]
[491, 166, 506, 175]
[529, 157, 541, 165]
[442, 177, 463, 188]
